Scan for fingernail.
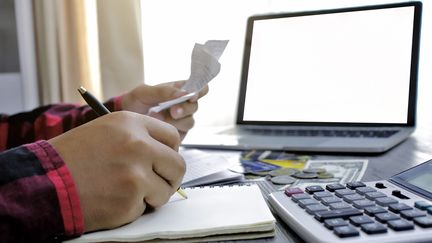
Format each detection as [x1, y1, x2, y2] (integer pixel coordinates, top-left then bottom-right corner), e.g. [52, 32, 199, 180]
[175, 107, 184, 118]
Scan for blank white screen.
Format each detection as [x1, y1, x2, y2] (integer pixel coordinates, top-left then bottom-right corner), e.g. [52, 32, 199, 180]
[243, 6, 414, 124]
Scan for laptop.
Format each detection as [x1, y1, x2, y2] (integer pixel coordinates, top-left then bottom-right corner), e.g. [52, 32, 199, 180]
[182, 1, 422, 153]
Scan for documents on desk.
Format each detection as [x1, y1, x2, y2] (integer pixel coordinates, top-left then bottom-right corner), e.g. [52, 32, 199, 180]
[180, 149, 244, 187]
[65, 184, 275, 243]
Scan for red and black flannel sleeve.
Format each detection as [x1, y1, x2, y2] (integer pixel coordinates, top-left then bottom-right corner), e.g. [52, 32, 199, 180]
[0, 97, 122, 241]
[0, 140, 83, 242]
[0, 97, 121, 150]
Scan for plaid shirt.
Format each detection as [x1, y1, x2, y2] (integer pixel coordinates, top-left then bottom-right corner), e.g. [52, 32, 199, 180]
[0, 97, 121, 242]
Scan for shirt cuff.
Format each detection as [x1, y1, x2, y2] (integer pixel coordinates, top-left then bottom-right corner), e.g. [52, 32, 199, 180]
[26, 140, 84, 238]
[112, 95, 123, 111]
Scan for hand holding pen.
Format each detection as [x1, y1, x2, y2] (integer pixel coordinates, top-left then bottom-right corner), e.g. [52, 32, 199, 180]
[78, 87, 188, 199]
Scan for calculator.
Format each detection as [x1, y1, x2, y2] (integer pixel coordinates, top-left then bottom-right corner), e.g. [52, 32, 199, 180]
[268, 159, 432, 242]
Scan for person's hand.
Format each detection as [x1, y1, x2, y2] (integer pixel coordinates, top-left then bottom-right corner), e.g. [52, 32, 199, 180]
[48, 111, 185, 232]
[120, 81, 209, 140]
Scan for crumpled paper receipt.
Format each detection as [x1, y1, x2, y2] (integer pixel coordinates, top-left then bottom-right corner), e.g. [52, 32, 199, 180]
[148, 40, 229, 114]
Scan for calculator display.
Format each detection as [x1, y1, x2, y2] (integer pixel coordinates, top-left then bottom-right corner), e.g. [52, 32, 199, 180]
[390, 159, 432, 200]
[408, 171, 432, 192]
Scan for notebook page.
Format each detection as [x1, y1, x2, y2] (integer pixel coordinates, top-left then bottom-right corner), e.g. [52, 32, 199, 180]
[180, 149, 233, 184]
[66, 184, 275, 242]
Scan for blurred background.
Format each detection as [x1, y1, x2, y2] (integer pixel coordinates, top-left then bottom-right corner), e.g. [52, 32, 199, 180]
[0, 0, 430, 129]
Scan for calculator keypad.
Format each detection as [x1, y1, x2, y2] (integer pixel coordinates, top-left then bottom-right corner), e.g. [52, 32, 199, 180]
[285, 182, 432, 238]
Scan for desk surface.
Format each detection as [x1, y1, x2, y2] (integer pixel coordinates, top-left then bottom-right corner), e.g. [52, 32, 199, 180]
[218, 124, 432, 243]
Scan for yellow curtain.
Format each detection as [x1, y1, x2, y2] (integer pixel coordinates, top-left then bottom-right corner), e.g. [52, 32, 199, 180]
[97, 0, 144, 99]
[33, 0, 144, 104]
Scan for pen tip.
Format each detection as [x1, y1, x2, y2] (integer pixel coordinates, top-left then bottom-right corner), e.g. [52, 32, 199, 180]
[78, 86, 87, 95]
[177, 188, 188, 199]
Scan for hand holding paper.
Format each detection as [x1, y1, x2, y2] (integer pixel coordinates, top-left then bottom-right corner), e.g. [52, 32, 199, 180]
[148, 40, 228, 114]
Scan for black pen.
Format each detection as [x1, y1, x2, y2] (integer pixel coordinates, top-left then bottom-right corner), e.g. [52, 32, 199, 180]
[78, 87, 110, 116]
[77, 86, 188, 199]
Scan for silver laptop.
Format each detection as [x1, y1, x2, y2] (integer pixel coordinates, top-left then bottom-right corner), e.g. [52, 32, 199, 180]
[182, 2, 422, 153]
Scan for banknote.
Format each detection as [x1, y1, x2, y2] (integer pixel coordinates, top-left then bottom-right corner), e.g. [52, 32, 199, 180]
[290, 159, 368, 188]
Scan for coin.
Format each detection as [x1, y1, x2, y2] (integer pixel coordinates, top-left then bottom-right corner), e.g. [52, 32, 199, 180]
[249, 171, 271, 176]
[268, 168, 300, 177]
[292, 172, 318, 179]
[270, 175, 296, 185]
[303, 168, 326, 174]
[317, 172, 334, 179]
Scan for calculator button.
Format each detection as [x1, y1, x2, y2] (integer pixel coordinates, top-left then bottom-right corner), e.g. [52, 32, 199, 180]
[375, 182, 386, 189]
[355, 186, 376, 195]
[333, 225, 360, 238]
[361, 222, 388, 234]
[329, 202, 352, 210]
[375, 197, 398, 207]
[313, 191, 333, 200]
[298, 198, 320, 208]
[352, 199, 375, 209]
[391, 190, 409, 199]
[413, 216, 432, 228]
[388, 203, 412, 213]
[343, 194, 365, 203]
[349, 215, 374, 226]
[387, 219, 414, 231]
[365, 191, 387, 200]
[335, 189, 355, 198]
[321, 196, 342, 206]
[284, 187, 304, 197]
[375, 212, 400, 223]
[400, 209, 427, 220]
[326, 183, 345, 192]
[364, 206, 387, 216]
[291, 193, 311, 202]
[324, 218, 348, 229]
[314, 208, 363, 222]
[414, 201, 432, 210]
[305, 185, 325, 194]
[346, 181, 366, 189]
[305, 204, 328, 215]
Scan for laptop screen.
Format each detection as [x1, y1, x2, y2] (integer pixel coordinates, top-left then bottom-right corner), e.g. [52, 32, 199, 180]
[238, 2, 421, 126]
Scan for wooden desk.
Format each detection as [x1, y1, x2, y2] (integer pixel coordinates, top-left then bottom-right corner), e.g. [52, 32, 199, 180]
[229, 124, 432, 243]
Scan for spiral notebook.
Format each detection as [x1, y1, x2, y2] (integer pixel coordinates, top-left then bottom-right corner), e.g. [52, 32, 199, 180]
[65, 184, 275, 242]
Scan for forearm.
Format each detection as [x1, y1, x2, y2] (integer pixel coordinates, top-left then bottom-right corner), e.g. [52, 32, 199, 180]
[0, 97, 121, 151]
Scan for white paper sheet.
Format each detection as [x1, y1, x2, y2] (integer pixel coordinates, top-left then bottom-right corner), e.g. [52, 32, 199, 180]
[148, 40, 228, 114]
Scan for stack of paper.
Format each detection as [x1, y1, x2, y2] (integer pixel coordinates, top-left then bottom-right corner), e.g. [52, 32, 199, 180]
[180, 149, 244, 187]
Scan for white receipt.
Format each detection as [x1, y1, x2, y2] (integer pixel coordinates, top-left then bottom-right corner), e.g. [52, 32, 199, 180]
[148, 40, 228, 114]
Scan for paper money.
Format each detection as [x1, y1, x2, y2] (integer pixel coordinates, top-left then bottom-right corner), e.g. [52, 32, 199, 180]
[148, 40, 228, 113]
[290, 159, 368, 188]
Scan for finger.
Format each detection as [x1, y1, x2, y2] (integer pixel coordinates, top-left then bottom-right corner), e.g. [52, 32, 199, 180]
[186, 85, 209, 103]
[145, 138, 186, 189]
[197, 84, 209, 98]
[169, 100, 198, 119]
[142, 171, 174, 208]
[169, 80, 186, 89]
[132, 84, 187, 105]
[135, 113, 181, 151]
[165, 115, 195, 135]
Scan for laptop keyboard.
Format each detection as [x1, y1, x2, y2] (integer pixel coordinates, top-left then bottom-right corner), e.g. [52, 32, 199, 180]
[241, 128, 398, 138]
